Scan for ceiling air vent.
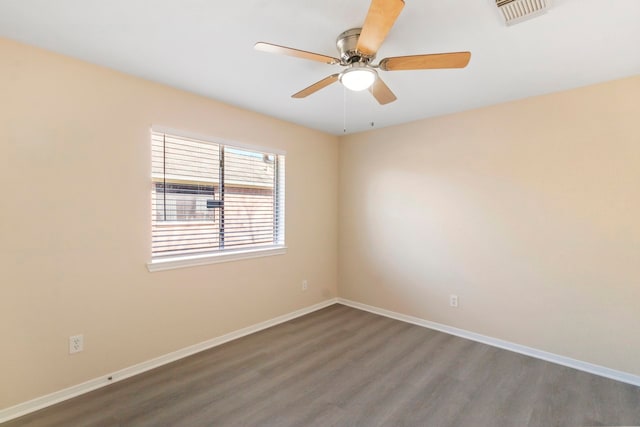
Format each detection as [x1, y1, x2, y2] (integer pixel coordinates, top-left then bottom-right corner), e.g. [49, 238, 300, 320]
[497, 0, 549, 25]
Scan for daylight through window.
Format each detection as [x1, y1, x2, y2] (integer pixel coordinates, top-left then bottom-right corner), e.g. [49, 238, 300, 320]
[151, 131, 285, 260]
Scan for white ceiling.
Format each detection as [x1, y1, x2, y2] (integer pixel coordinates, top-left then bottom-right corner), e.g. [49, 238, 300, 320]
[1, 0, 639, 135]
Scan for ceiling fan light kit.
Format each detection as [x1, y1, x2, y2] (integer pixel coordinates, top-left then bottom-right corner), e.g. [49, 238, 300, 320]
[340, 64, 377, 91]
[255, 0, 471, 105]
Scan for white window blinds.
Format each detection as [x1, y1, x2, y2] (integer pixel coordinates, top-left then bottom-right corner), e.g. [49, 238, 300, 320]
[151, 131, 285, 260]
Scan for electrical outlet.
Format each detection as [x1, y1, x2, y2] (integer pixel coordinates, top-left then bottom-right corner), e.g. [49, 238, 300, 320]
[69, 334, 84, 354]
[449, 295, 459, 308]
[302, 280, 308, 291]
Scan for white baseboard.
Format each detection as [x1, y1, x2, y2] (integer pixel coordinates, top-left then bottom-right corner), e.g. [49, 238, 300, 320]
[0, 298, 338, 424]
[337, 298, 640, 388]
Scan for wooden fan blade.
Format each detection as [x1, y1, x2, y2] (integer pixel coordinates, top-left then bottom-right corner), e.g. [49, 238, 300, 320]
[356, 0, 405, 57]
[369, 77, 397, 105]
[379, 52, 471, 71]
[292, 74, 340, 98]
[255, 42, 340, 65]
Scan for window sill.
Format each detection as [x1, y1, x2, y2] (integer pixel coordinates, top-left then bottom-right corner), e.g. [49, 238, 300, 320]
[147, 246, 287, 272]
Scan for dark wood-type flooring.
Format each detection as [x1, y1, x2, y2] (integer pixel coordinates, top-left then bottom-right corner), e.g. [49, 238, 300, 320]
[4, 304, 640, 426]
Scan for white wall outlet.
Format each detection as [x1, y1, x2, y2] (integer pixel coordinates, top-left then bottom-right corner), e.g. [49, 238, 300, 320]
[449, 295, 459, 308]
[302, 280, 308, 291]
[69, 334, 84, 354]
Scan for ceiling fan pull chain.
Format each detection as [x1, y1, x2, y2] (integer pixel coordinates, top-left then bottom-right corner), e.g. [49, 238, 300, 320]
[343, 86, 347, 133]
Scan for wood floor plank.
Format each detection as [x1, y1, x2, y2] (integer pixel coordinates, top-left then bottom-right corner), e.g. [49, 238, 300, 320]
[4, 304, 640, 426]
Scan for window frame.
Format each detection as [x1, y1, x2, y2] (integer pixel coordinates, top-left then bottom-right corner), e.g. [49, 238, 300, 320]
[147, 127, 286, 272]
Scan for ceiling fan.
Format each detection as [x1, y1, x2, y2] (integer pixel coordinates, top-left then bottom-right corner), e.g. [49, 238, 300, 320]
[255, 0, 471, 105]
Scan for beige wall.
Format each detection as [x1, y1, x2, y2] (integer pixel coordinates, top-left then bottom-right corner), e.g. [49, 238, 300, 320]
[339, 75, 640, 376]
[0, 38, 339, 409]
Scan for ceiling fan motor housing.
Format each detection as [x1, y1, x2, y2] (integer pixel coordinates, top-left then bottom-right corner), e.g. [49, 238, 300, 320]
[336, 28, 374, 64]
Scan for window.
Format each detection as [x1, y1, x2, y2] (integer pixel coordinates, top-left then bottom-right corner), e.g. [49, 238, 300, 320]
[149, 130, 285, 270]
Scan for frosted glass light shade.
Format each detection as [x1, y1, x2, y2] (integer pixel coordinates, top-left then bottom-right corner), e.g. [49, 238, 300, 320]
[340, 67, 376, 91]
